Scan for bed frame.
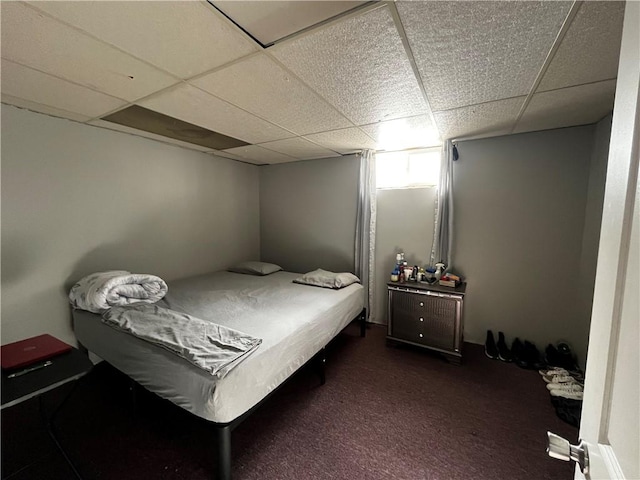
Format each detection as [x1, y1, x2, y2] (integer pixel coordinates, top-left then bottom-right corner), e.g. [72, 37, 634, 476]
[211, 308, 365, 479]
[80, 308, 367, 480]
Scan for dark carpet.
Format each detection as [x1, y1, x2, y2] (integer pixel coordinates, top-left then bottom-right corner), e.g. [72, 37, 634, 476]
[2, 324, 577, 480]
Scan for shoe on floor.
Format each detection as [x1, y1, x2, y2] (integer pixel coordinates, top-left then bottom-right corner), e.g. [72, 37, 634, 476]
[549, 384, 584, 401]
[543, 374, 581, 385]
[496, 332, 512, 362]
[546, 342, 580, 371]
[512, 338, 528, 368]
[547, 382, 584, 392]
[556, 342, 579, 371]
[540, 366, 585, 383]
[539, 367, 570, 376]
[524, 341, 546, 370]
[545, 344, 563, 367]
[485, 330, 499, 360]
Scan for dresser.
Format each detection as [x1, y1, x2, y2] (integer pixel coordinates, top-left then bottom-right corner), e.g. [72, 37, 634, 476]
[387, 281, 466, 364]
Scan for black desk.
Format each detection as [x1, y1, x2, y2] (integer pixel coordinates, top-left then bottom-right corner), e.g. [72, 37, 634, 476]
[2, 348, 93, 409]
[1, 347, 93, 479]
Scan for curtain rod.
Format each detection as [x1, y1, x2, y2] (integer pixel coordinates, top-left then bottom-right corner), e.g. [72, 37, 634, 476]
[357, 142, 459, 160]
[358, 145, 443, 156]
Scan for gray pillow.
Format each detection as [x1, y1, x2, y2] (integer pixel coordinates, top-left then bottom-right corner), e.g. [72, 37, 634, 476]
[228, 261, 283, 276]
[293, 269, 360, 289]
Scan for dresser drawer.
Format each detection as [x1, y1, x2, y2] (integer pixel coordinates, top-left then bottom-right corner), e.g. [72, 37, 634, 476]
[390, 311, 426, 343]
[387, 285, 464, 361]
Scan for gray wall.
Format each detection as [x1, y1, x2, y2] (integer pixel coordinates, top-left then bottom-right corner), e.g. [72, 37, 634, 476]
[1, 105, 260, 346]
[259, 155, 359, 274]
[453, 125, 601, 366]
[575, 115, 612, 363]
[258, 125, 607, 367]
[10, 100, 604, 364]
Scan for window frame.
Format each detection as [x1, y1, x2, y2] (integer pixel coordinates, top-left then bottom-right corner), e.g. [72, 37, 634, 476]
[375, 147, 441, 190]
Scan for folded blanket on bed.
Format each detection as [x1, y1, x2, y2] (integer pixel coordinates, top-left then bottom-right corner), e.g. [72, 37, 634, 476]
[69, 270, 168, 313]
[102, 304, 262, 378]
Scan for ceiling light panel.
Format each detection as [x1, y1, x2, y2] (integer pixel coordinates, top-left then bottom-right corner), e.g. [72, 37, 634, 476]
[304, 127, 377, 154]
[257, 137, 340, 160]
[0, 2, 178, 102]
[192, 54, 353, 135]
[360, 115, 441, 151]
[397, 1, 572, 111]
[514, 80, 616, 134]
[1, 59, 126, 119]
[537, 1, 625, 92]
[140, 84, 294, 144]
[222, 145, 297, 164]
[26, 1, 258, 80]
[212, 1, 368, 46]
[270, 5, 429, 126]
[434, 97, 525, 141]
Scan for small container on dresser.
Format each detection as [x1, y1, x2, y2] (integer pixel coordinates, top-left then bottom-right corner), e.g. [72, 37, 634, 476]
[387, 281, 466, 365]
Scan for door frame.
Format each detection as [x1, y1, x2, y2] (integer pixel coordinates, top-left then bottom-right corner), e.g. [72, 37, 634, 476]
[578, 1, 639, 478]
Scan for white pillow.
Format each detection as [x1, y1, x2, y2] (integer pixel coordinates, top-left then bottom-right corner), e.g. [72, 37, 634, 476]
[293, 269, 360, 289]
[227, 261, 283, 276]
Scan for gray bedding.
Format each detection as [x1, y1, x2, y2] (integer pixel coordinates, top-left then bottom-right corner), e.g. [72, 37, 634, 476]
[73, 270, 364, 423]
[102, 304, 262, 379]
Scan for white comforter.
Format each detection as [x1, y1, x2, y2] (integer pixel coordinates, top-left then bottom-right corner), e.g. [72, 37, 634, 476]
[69, 270, 168, 313]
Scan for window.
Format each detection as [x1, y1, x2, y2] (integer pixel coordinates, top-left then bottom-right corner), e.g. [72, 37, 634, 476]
[376, 149, 440, 189]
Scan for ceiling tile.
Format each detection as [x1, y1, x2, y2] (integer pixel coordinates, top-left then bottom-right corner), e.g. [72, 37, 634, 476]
[2, 96, 91, 123]
[87, 119, 220, 153]
[1, 59, 126, 119]
[212, 1, 367, 46]
[192, 53, 353, 135]
[537, 1, 625, 92]
[304, 127, 376, 154]
[434, 98, 525, 140]
[222, 145, 297, 164]
[514, 80, 616, 134]
[26, 1, 258, 80]
[140, 84, 294, 144]
[210, 150, 253, 162]
[270, 5, 429, 125]
[102, 105, 249, 150]
[257, 137, 341, 160]
[0, 2, 178, 102]
[397, 1, 572, 111]
[360, 115, 441, 150]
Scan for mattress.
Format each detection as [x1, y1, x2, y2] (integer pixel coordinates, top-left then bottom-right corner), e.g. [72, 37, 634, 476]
[72, 271, 364, 423]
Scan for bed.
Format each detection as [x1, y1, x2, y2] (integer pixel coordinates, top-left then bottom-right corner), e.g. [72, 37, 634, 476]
[71, 269, 365, 479]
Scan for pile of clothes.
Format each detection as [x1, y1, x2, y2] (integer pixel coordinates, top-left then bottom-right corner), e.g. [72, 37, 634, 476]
[485, 330, 584, 427]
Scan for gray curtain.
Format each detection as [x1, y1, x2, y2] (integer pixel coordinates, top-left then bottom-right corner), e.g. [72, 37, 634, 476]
[430, 140, 455, 269]
[355, 149, 376, 322]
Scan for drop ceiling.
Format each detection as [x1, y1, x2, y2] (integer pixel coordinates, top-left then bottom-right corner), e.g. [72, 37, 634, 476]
[0, 1, 625, 165]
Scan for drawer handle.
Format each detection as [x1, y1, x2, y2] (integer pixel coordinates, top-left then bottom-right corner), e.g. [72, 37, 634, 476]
[419, 302, 424, 307]
[419, 333, 423, 338]
[419, 317, 424, 322]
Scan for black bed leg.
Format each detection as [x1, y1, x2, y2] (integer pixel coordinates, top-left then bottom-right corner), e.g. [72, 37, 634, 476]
[360, 308, 367, 337]
[215, 425, 232, 480]
[129, 379, 139, 415]
[317, 348, 326, 386]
